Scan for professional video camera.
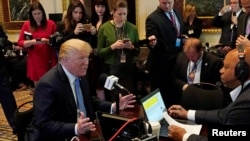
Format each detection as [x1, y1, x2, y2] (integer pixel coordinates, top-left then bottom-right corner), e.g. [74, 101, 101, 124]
[49, 32, 63, 51]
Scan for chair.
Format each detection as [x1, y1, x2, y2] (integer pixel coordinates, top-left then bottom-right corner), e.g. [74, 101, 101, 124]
[181, 82, 224, 110]
[14, 101, 33, 141]
[135, 46, 150, 96]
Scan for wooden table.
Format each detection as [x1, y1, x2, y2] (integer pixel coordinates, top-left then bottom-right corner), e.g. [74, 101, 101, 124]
[78, 104, 207, 141]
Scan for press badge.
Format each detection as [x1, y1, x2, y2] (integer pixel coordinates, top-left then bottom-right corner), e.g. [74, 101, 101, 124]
[120, 53, 126, 63]
[188, 29, 194, 35]
[175, 38, 181, 47]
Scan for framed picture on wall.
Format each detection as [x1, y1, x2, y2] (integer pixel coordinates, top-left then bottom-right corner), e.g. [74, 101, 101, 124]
[184, 0, 226, 18]
[0, 0, 67, 31]
[9, 0, 31, 21]
[183, 0, 228, 31]
[1, 0, 31, 31]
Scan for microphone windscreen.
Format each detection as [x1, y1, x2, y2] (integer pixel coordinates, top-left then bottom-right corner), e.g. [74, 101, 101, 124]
[205, 42, 209, 47]
[98, 73, 108, 88]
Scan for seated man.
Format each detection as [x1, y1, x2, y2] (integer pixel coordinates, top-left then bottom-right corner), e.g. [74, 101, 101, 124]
[29, 39, 136, 141]
[167, 47, 250, 141]
[174, 37, 225, 104]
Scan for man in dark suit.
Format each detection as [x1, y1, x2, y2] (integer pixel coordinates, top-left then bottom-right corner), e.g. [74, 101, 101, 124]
[145, 0, 185, 108]
[212, 0, 245, 57]
[30, 39, 136, 141]
[236, 0, 250, 46]
[0, 25, 17, 132]
[167, 47, 250, 141]
[174, 38, 223, 104]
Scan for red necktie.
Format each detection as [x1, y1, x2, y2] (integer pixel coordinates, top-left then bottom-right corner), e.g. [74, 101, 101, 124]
[169, 12, 179, 36]
[169, 12, 176, 27]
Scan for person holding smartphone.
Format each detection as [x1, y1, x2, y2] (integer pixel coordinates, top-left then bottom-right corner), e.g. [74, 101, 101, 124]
[17, 1, 58, 87]
[55, 0, 97, 48]
[88, 0, 111, 100]
[97, 0, 140, 96]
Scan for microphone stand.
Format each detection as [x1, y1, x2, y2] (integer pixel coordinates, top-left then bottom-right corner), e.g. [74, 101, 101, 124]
[115, 89, 120, 115]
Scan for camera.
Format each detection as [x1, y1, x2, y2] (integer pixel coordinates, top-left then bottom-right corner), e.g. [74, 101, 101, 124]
[49, 32, 63, 50]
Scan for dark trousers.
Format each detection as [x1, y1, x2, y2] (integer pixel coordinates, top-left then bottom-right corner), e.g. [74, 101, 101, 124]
[0, 74, 17, 130]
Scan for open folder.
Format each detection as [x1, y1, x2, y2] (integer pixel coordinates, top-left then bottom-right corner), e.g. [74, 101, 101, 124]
[162, 111, 202, 135]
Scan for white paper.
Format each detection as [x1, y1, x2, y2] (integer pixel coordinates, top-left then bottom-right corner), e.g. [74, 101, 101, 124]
[162, 111, 202, 135]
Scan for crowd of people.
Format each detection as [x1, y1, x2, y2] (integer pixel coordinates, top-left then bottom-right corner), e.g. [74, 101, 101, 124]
[1, 0, 250, 140]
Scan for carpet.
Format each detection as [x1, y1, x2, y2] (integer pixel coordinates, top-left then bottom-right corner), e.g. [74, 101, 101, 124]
[0, 90, 33, 141]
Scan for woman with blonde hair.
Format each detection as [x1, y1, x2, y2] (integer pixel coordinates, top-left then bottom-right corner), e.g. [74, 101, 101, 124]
[183, 4, 202, 38]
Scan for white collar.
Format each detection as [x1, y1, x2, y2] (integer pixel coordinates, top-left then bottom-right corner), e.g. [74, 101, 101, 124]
[230, 80, 250, 101]
[61, 64, 77, 85]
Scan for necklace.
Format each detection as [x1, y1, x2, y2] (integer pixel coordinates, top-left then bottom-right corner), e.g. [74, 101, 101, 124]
[112, 20, 125, 40]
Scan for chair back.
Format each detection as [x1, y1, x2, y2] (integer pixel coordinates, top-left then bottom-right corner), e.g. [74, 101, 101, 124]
[181, 82, 224, 110]
[14, 101, 33, 141]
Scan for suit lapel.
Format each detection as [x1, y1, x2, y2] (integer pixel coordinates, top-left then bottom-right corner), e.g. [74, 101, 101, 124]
[157, 7, 173, 26]
[200, 52, 208, 82]
[57, 64, 78, 111]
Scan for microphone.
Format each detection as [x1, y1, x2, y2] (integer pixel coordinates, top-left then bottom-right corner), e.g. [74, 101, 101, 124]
[205, 42, 209, 48]
[205, 42, 209, 52]
[99, 73, 129, 92]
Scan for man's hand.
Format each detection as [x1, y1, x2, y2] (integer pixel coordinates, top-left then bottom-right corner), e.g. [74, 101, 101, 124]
[112, 94, 136, 112]
[236, 35, 250, 47]
[168, 105, 188, 119]
[77, 112, 96, 135]
[168, 125, 187, 141]
[148, 35, 157, 48]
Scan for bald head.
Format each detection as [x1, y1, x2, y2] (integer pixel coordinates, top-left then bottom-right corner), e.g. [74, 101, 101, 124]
[226, 47, 250, 68]
[183, 38, 202, 62]
[221, 47, 250, 88]
[183, 37, 202, 53]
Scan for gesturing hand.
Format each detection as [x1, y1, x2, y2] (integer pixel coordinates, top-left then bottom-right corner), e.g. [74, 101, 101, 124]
[77, 112, 96, 135]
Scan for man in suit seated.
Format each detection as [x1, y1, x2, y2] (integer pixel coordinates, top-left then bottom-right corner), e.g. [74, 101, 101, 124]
[174, 37, 225, 105]
[167, 47, 250, 141]
[29, 39, 136, 141]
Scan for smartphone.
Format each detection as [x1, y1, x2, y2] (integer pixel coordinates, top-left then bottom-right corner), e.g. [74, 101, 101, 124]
[82, 24, 92, 31]
[123, 38, 130, 43]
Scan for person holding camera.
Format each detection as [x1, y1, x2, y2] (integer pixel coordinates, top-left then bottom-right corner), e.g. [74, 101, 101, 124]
[17, 1, 58, 87]
[97, 0, 140, 96]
